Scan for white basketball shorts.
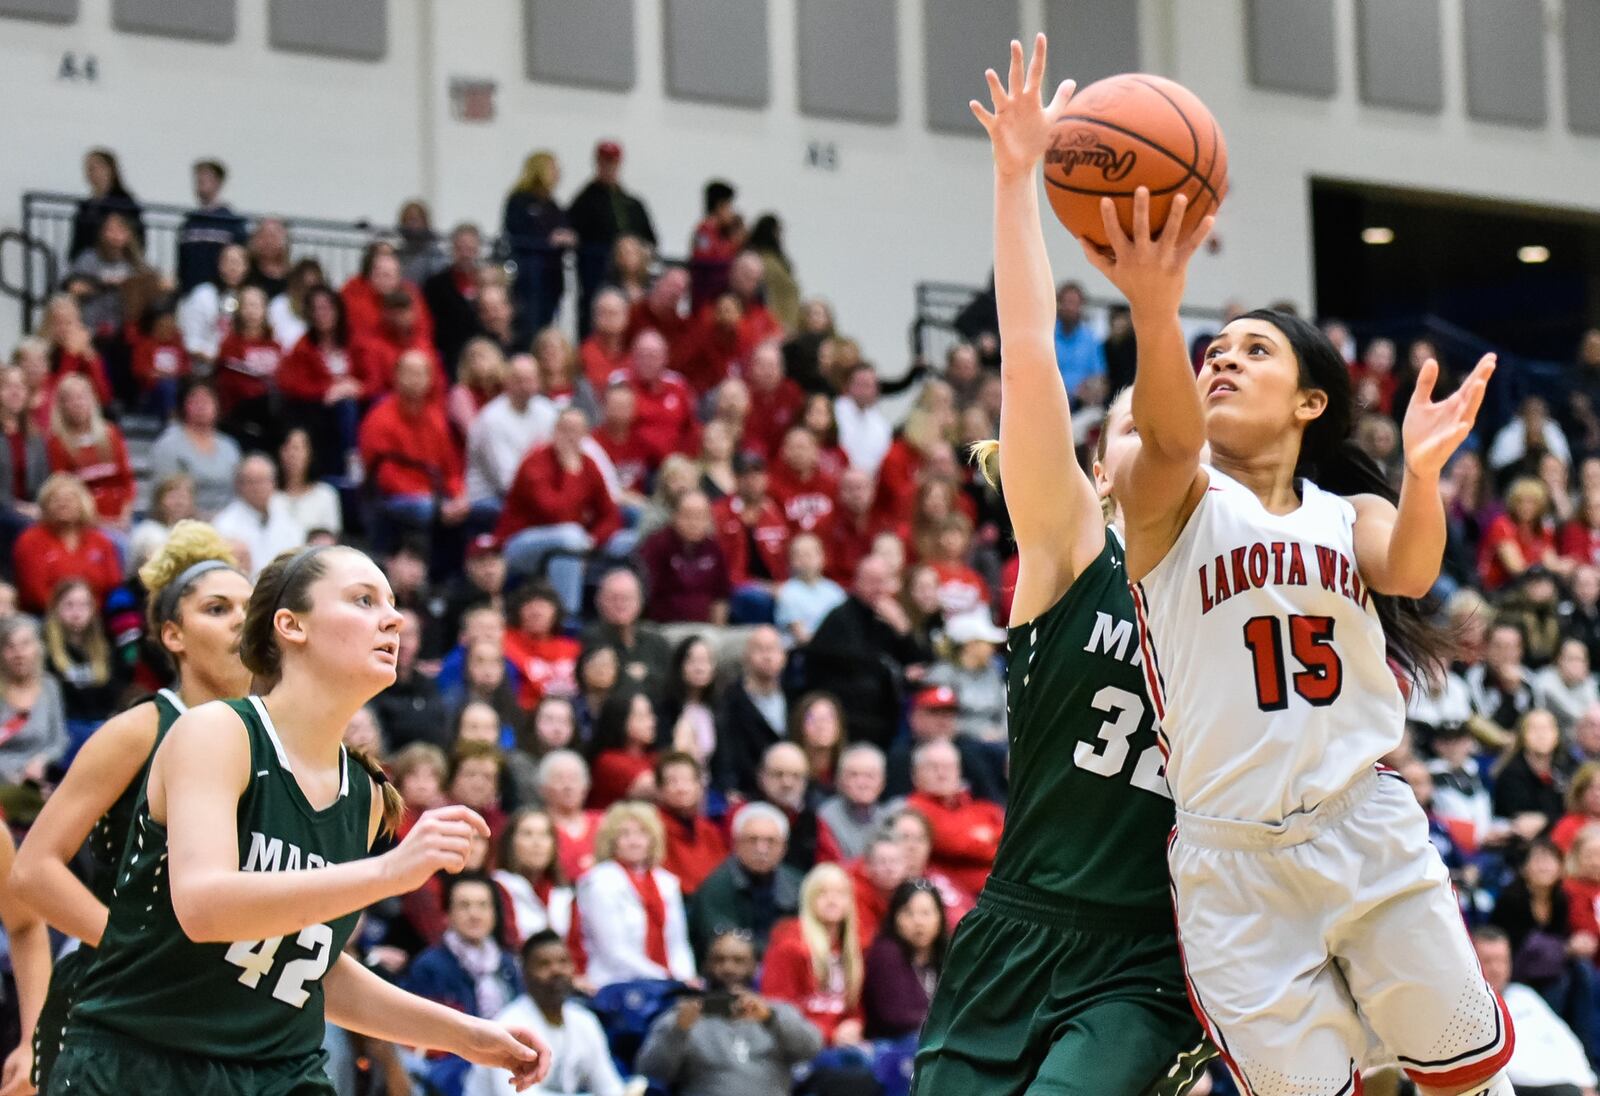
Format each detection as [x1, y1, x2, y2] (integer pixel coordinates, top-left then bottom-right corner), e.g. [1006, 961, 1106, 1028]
[1168, 768, 1514, 1096]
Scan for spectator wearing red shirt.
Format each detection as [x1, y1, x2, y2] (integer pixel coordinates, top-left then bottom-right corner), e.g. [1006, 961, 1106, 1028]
[46, 373, 133, 530]
[1561, 492, 1600, 569]
[13, 473, 121, 613]
[850, 833, 909, 947]
[538, 749, 603, 881]
[904, 738, 1004, 898]
[279, 286, 364, 478]
[350, 290, 445, 399]
[212, 285, 281, 448]
[713, 452, 790, 624]
[497, 408, 630, 619]
[925, 513, 992, 619]
[129, 300, 190, 417]
[341, 243, 434, 346]
[688, 180, 748, 310]
[655, 751, 728, 896]
[675, 293, 756, 396]
[626, 267, 693, 357]
[357, 350, 473, 555]
[589, 689, 659, 810]
[579, 288, 632, 393]
[1563, 825, 1600, 945]
[759, 863, 866, 1046]
[40, 295, 114, 408]
[801, 393, 851, 479]
[502, 583, 579, 709]
[591, 382, 658, 498]
[873, 423, 943, 527]
[623, 331, 698, 459]
[1350, 336, 1399, 416]
[726, 252, 785, 348]
[640, 491, 731, 625]
[744, 342, 805, 459]
[820, 469, 887, 585]
[769, 427, 838, 534]
[1480, 477, 1561, 592]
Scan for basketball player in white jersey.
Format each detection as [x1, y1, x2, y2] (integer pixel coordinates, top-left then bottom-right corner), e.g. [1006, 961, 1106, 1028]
[1080, 189, 1512, 1096]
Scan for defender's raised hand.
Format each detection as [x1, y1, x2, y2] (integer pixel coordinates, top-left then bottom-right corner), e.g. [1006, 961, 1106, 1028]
[970, 34, 1076, 180]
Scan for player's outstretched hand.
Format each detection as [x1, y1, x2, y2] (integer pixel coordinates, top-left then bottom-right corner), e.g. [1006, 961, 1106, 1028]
[1079, 188, 1214, 317]
[461, 1019, 551, 1090]
[1402, 353, 1495, 480]
[970, 33, 1076, 180]
[0, 1041, 33, 1096]
[381, 804, 490, 893]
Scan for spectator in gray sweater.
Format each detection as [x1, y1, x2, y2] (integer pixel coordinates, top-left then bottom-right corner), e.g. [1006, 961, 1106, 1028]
[146, 381, 242, 518]
[816, 744, 891, 861]
[636, 930, 822, 1096]
[0, 616, 68, 784]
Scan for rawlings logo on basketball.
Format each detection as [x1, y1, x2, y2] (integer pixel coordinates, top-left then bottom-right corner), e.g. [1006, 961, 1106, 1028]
[1046, 130, 1137, 183]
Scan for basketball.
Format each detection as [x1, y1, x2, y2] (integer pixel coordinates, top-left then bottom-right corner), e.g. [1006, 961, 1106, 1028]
[1043, 73, 1228, 249]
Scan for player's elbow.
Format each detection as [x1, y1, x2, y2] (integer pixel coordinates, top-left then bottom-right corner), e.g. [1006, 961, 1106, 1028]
[170, 878, 228, 942]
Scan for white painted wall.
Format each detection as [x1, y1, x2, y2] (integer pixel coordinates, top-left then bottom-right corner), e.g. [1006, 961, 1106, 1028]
[2, 0, 1598, 366]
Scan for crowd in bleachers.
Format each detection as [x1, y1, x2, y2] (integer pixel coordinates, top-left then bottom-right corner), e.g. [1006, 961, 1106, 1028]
[7, 138, 1600, 1094]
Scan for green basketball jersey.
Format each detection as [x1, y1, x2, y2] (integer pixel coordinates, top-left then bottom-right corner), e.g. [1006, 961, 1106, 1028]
[988, 529, 1175, 910]
[86, 690, 186, 908]
[70, 696, 374, 1062]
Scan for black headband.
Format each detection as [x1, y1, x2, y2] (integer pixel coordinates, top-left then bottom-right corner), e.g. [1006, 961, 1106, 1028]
[274, 546, 328, 612]
[154, 559, 236, 623]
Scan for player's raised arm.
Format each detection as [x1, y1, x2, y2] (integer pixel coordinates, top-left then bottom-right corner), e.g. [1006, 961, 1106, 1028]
[969, 35, 1102, 620]
[1353, 353, 1495, 598]
[1079, 188, 1214, 575]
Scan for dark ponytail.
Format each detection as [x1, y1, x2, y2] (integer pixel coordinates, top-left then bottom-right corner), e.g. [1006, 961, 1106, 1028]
[239, 546, 333, 686]
[1241, 309, 1454, 683]
[349, 745, 404, 837]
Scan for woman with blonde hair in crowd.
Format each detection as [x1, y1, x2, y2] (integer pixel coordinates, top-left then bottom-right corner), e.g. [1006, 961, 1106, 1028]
[449, 337, 508, 439]
[46, 373, 134, 533]
[493, 807, 575, 942]
[504, 151, 577, 339]
[533, 326, 599, 422]
[0, 614, 67, 786]
[760, 861, 866, 1046]
[1481, 476, 1562, 591]
[572, 800, 696, 989]
[15, 521, 252, 1091]
[611, 235, 654, 304]
[44, 578, 125, 748]
[12, 473, 121, 614]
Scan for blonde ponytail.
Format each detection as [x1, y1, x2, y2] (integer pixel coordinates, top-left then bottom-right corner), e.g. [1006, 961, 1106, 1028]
[968, 439, 1001, 490]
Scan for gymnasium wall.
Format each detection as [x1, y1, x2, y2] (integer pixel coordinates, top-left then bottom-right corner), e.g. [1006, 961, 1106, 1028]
[2, 0, 1599, 362]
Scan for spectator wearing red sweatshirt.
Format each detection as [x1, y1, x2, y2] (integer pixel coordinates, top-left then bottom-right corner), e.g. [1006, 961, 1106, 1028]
[744, 342, 805, 459]
[874, 413, 946, 526]
[688, 180, 747, 310]
[655, 751, 728, 896]
[712, 452, 789, 625]
[497, 408, 629, 619]
[904, 738, 1003, 899]
[279, 286, 364, 479]
[820, 468, 886, 585]
[579, 288, 631, 393]
[341, 242, 433, 346]
[769, 427, 838, 534]
[626, 267, 692, 356]
[726, 252, 785, 350]
[213, 285, 281, 449]
[357, 349, 472, 554]
[350, 290, 444, 399]
[13, 473, 122, 614]
[759, 863, 866, 1047]
[623, 330, 698, 459]
[675, 293, 755, 397]
[590, 382, 658, 499]
[129, 299, 190, 418]
[640, 491, 731, 625]
[501, 582, 580, 709]
[46, 373, 133, 531]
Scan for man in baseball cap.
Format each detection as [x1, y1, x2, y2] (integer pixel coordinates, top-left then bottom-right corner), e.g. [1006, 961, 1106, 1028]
[569, 138, 657, 337]
[886, 686, 1006, 804]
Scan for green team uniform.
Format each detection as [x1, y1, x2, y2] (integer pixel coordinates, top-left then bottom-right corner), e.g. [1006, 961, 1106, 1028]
[913, 533, 1214, 1095]
[32, 688, 186, 1089]
[47, 697, 374, 1096]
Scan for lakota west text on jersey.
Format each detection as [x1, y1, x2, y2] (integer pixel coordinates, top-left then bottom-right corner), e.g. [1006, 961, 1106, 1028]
[1198, 541, 1371, 616]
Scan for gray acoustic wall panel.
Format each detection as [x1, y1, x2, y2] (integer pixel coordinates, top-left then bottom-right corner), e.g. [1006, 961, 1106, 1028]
[524, 0, 635, 91]
[1356, 0, 1442, 112]
[796, 0, 898, 123]
[663, 0, 769, 107]
[0, 0, 75, 23]
[1564, 0, 1600, 135]
[1245, 0, 1337, 97]
[1045, 0, 1139, 88]
[269, 0, 386, 61]
[1462, 0, 1547, 126]
[924, 0, 1020, 134]
[112, 0, 234, 42]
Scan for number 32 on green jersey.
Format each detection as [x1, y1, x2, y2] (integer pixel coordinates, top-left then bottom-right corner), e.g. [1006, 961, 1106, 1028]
[1074, 685, 1170, 798]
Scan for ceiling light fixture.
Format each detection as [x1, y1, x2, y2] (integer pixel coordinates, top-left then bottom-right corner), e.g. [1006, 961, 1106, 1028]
[1518, 245, 1550, 264]
[1361, 227, 1395, 245]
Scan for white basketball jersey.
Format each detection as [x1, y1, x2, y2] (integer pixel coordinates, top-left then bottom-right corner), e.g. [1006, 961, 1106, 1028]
[1134, 467, 1405, 823]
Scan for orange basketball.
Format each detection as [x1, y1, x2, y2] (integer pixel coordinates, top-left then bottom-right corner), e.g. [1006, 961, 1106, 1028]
[1044, 73, 1228, 249]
